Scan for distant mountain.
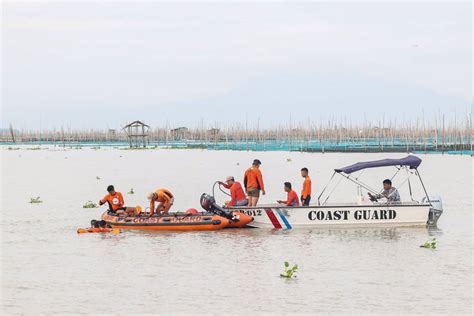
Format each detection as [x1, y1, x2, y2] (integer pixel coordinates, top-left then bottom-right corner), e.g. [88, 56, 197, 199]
[2, 72, 470, 130]
[159, 72, 470, 127]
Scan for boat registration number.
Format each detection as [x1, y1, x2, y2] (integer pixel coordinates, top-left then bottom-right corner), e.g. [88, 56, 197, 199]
[239, 210, 263, 216]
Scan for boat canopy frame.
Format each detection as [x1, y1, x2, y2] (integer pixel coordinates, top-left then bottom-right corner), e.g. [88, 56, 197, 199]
[317, 155, 432, 206]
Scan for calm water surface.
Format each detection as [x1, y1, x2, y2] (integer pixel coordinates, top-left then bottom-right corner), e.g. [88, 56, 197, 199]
[1, 148, 472, 314]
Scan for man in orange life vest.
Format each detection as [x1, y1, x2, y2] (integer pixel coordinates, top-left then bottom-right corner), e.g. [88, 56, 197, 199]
[300, 167, 312, 206]
[99, 185, 136, 215]
[219, 176, 248, 207]
[147, 188, 174, 215]
[244, 159, 265, 207]
[277, 182, 300, 206]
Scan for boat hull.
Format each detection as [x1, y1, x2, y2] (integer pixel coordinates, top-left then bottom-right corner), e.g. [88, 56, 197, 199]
[230, 203, 432, 229]
[101, 212, 230, 231]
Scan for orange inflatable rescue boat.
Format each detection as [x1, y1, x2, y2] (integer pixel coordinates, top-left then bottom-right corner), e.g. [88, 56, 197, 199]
[200, 193, 254, 228]
[101, 211, 231, 231]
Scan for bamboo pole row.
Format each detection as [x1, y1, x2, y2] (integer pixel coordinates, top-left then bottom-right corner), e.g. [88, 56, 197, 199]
[2, 114, 472, 152]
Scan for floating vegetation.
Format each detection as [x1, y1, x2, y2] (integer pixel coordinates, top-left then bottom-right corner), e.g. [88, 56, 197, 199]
[83, 201, 98, 208]
[280, 261, 298, 278]
[127, 188, 135, 194]
[96, 176, 101, 180]
[287, 158, 292, 162]
[30, 197, 43, 204]
[420, 238, 437, 249]
[27, 147, 42, 150]
[91, 146, 101, 150]
[7, 147, 20, 150]
[120, 147, 153, 150]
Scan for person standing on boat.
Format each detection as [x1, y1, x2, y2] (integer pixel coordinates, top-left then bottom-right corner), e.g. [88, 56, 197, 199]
[219, 176, 248, 207]
[99, 185, 136, 215]
[368, 179, 401, 203]
[147, 188, 174, 215]
[277, 182, 300, 206]
[244, 159, 265, 206]
[300, 167, 312, 206]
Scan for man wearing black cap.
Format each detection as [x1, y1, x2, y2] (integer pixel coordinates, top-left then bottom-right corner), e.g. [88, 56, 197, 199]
[243, 159, 265, 206]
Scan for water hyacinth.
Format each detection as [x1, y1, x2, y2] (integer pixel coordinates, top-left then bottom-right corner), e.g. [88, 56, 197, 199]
[420, 238, 437, 249]
[83, 201, 98, 208]
[280, 261, 298, 278]
[30, 197, 42, 204]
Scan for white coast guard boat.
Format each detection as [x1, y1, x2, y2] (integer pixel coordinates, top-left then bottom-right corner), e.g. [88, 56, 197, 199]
[201, 156, 443, 229]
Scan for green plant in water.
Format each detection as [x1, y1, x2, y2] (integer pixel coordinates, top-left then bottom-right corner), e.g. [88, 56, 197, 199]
[420, 238, 437, 249]
[83, 200, 98, 208]
[128, 188, 134, 194]
[280, 261, 298, 278]
[30, 197, 42, 204]
[96, 176, 101, 180]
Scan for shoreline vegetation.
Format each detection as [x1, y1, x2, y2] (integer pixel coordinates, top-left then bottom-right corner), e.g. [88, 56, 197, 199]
[2, 116, 472, 154]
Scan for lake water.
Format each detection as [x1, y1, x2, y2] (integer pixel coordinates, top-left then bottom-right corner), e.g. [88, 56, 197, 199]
[1, 147, 472, 314]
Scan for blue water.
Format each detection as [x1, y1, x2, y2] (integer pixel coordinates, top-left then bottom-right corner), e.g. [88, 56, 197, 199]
[1, 137, 472, 155]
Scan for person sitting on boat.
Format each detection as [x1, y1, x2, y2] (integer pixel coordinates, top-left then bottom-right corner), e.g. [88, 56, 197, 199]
[277, 182, 300, 206]
[147, 188, 174, 215]
[300, 167, 312, 206]
[219, 176, 248, 207]
[368, 179, 401, 203]
[244, 159, 265, 206]
[99, 185, 136, 215]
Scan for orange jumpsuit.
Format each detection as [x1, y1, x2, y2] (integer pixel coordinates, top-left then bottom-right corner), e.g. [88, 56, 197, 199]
[150, 189, 174, 215]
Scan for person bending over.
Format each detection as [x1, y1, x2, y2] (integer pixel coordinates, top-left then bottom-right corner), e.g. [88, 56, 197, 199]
[147, 188, 174, 215]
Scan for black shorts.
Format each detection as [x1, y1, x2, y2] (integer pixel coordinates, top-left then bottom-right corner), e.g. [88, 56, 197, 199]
[301, 195, 311, 206]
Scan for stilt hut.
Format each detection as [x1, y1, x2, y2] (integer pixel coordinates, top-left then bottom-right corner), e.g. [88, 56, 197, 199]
[170, 127, 189, 140]
[123, 120, 150, 147]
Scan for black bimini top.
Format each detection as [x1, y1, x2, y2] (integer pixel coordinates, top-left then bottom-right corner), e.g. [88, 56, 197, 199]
[334, 155, 422, 174]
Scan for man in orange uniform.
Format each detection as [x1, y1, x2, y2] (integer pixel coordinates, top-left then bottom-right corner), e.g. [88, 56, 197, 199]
[147, 188, 174, 215]
[99, 185, 136, 215]
[277, 182, 300, 206]
[219, 176, 248, 207]
[300, 167, 312, 206]
[243, 159, 265, 207]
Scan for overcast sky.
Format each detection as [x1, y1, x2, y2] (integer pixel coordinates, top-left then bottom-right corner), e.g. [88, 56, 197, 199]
[2, 1, 472, 129]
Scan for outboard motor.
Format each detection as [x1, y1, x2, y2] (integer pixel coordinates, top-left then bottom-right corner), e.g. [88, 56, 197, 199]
[422, 195, 443, 225]
[200, 193, 238, 221]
